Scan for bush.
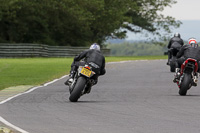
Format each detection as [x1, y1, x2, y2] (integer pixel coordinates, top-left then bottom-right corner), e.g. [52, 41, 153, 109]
[107, 42, 167, 56]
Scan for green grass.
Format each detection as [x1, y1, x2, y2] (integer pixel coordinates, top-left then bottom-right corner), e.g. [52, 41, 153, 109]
[0, 56, 167, 91]
[105, 55, 167, 62]
[0, 58, 73, 90]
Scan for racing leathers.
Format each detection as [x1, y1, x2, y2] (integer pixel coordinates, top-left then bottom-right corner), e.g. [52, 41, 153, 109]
[167, 36, 184, 64]
[176, 44, 200, 69]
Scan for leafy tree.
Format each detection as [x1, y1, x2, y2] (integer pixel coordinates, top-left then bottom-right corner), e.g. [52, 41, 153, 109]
[0, 0, 180, 46]
[107, 42, 166, 56]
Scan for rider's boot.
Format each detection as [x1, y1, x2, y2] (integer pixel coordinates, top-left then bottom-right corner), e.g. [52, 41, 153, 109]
[167, 51, 171, 65]
[173, 68, 180, 83]
[85, 84, 92, 94]
[84, 80, 97, 94]
[166, 58, 170, 65]
[192, 73, 198, 86]
[64, 71, 76, 86]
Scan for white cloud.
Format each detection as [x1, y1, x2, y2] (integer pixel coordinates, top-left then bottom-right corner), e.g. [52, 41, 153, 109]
[162, 0, 200, 20]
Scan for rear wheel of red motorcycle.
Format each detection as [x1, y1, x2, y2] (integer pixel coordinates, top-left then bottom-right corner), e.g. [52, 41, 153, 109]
[179, 73, 191, 96]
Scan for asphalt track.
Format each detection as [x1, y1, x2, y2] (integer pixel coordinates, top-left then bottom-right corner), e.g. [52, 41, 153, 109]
[1, 60, 200, 133]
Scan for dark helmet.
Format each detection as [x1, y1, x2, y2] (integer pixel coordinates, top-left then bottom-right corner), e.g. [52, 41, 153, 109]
[174, 32, 181, 38]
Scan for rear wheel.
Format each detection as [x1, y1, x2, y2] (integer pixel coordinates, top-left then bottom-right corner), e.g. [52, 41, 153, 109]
[179, 73, 191, 96]
[69, 77, 86, 102]
[170, 57, 176, 72]
[170, 62, 176, 72]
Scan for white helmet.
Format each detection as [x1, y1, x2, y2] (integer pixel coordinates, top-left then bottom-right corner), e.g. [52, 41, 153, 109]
[174, 32, 181, 38]
[188, 38, 197, 45]
[90, 43, 100, 51]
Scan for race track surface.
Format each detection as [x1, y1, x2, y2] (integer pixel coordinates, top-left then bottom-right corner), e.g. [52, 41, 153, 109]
[1, 60, 200, 133]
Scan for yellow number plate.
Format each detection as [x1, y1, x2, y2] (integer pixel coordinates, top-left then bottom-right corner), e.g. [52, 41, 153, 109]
[81, 67, 92, 77]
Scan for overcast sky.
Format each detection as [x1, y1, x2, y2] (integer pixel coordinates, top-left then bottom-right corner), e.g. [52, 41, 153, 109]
[162, 0, 200, 20]
[126, 0, 200, 41]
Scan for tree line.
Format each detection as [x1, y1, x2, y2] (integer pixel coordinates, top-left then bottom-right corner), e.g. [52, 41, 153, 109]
[0, 0, 180, 46]
[107, 42, 167, 56]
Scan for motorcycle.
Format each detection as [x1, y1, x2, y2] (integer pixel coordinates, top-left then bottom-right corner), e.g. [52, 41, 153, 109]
[68, 63, 98, 102]
[176, 58, 198, 96]
[168, 48, 179, 72]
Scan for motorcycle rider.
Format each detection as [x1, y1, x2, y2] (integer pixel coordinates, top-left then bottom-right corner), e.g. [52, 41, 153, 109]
[64, 43, 106, 92]
[173, 38, 200, 86]
[167, 32, 184, 65]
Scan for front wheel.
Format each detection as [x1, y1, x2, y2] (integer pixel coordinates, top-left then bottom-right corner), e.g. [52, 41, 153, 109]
[179, 73, 192, 96]
[69, 77, 86, 102]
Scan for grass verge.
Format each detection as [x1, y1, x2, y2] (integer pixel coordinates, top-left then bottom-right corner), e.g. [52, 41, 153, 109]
[0, 56, 167, 91]
[105, 55, 167, 62]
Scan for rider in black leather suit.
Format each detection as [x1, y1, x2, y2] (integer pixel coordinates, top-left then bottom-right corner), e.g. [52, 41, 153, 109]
[176, 39, 200, 69]
[167, 33, 184, 65]
[65, 43, 106, 86]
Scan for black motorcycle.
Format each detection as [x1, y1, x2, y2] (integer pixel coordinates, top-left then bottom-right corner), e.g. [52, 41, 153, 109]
[168, 48, 180, 72]
[69, 63, 98, 102]
[176, 58, 198, 96]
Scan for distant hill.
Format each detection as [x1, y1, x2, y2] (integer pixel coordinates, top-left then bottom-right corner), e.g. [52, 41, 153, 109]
[107, 42, 166, 56]
[107, 20, 200, 43]
[106, 39, 143, 44]
[106, 39, 126, 44]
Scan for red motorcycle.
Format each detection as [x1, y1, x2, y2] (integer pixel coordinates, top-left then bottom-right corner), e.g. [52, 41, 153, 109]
[176, 58, 198, 95]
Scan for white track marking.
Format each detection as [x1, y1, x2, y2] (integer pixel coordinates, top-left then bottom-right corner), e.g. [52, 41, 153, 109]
[0, 75, 68, 133]
[0, 75, 68, 104]
[0, 116, 29, 133]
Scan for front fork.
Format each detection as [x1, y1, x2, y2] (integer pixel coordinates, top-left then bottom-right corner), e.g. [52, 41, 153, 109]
[69, 73, 78, 93]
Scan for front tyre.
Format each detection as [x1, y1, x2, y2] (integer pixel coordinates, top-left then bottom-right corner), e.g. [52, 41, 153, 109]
[69, 77, 86, 102]
[179, 73, 191, 96]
